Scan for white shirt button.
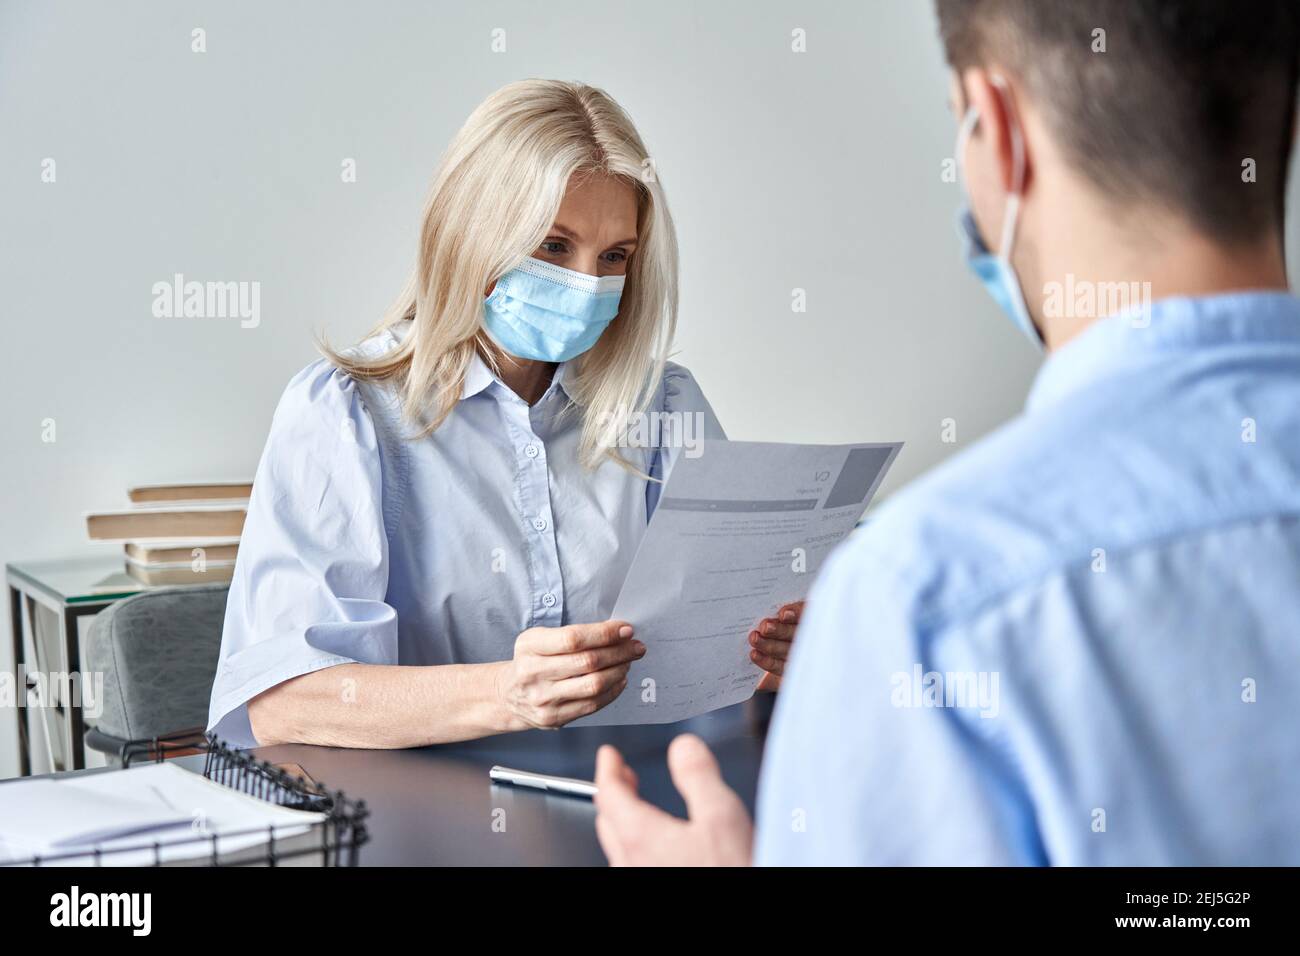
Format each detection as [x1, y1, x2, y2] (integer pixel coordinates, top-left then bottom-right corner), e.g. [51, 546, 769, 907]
[541, 592, 557, 608]
[524, 444, 540, 459]
[533, 516, 548, 532]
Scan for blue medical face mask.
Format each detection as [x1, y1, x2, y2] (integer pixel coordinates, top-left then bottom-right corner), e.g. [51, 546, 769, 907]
[483, 257, 625, 363]
[954, 87, 1044, 352]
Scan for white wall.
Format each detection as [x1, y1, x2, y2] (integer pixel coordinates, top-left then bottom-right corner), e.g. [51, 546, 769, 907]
[2, 0, 1297, 778]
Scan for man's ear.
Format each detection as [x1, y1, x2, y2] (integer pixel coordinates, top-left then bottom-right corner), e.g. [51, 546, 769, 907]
[961, 67, 1033, 196]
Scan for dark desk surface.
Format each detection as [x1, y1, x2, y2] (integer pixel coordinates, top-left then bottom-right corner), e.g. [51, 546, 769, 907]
[249, 697, 773, 866]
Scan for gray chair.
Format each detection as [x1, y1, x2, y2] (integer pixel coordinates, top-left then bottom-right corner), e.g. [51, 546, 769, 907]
[81, 583, 228, 763]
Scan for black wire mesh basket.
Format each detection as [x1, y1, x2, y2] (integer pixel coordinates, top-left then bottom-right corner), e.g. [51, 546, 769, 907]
[1, 732, 369, 867]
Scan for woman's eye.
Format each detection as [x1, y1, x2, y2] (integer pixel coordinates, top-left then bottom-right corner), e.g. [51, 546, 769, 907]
[539, 240, 567, 256]
[601, 250, 627, 263]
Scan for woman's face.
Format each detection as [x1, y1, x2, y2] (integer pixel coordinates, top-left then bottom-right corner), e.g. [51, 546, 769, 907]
[534, 173, 639, 277]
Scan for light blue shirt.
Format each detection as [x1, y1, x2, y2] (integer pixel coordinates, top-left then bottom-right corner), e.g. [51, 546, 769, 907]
[755, 291, 1300, 865]
[208, 320, 723, 747]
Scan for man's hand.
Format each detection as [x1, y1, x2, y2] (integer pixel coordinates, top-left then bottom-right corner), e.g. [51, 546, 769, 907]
[496, 621, 645, 729]
[749, 600, 804, 692]
[593, 734, 754, 866]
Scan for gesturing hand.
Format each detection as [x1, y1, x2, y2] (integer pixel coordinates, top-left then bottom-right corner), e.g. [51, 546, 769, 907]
[594, 734, 754, 866]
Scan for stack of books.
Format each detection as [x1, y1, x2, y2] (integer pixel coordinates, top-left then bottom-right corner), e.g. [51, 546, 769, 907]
[85, 481, 251, 585]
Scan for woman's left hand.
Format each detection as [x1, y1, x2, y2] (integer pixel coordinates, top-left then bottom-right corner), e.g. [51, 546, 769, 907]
[749, 601, 803, 692]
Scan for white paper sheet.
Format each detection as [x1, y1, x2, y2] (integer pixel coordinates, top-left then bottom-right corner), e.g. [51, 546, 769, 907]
[575, 440, 901, 726]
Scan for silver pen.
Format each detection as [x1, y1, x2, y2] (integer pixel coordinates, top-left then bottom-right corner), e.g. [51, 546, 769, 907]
[489, 765, 597, 799]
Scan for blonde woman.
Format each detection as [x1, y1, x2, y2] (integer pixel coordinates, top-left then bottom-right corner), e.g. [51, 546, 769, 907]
[207, 80, 801, 749]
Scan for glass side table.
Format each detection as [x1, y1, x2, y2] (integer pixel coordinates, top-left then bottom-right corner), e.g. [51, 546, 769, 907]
[6, 556, 163, 775]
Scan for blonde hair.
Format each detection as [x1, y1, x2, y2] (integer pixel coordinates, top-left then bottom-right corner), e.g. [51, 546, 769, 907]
[323, 79, 678, 469]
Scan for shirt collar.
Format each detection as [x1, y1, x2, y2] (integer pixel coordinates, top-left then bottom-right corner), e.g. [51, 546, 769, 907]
[460, 352, 496, 400]
[460, 351, 576, 404]
[550, 360, 576, 400]
[1025, 290, 1300, 413]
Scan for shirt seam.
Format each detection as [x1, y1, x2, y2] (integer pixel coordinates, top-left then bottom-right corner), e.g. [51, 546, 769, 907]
[355, 378, 408, 542]
[912, 504, 1300, 636]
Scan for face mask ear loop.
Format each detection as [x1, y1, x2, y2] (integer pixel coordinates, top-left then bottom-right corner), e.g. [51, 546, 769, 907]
[956, 105, 980, 163]
[989, 75, 1026, 261]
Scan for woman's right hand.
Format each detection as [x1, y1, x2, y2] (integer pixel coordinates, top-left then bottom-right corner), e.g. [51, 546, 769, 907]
[495, 620, 645, 729]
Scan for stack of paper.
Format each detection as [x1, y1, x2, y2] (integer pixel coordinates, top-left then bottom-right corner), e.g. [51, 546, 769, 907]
[0, 763, 326, 866]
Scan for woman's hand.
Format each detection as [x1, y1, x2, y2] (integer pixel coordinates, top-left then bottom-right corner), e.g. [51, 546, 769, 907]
[749, 601, 804, 692]
[496, 620, 646, 729]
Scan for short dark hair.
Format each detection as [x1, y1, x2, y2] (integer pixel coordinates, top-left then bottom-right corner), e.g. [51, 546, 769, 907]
[935, 0, 1299, 242]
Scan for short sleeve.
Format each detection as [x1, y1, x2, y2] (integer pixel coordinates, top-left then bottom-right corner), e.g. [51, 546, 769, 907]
[752, 531, 1042, 865]
[206, 360, 398, 748]
[646, 362, 727, 518]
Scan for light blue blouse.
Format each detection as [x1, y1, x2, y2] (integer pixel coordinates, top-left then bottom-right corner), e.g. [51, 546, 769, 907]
[207, 321, 724, 747]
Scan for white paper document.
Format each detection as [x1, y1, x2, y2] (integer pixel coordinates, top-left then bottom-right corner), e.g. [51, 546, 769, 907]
[576, 440, 901, 726]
